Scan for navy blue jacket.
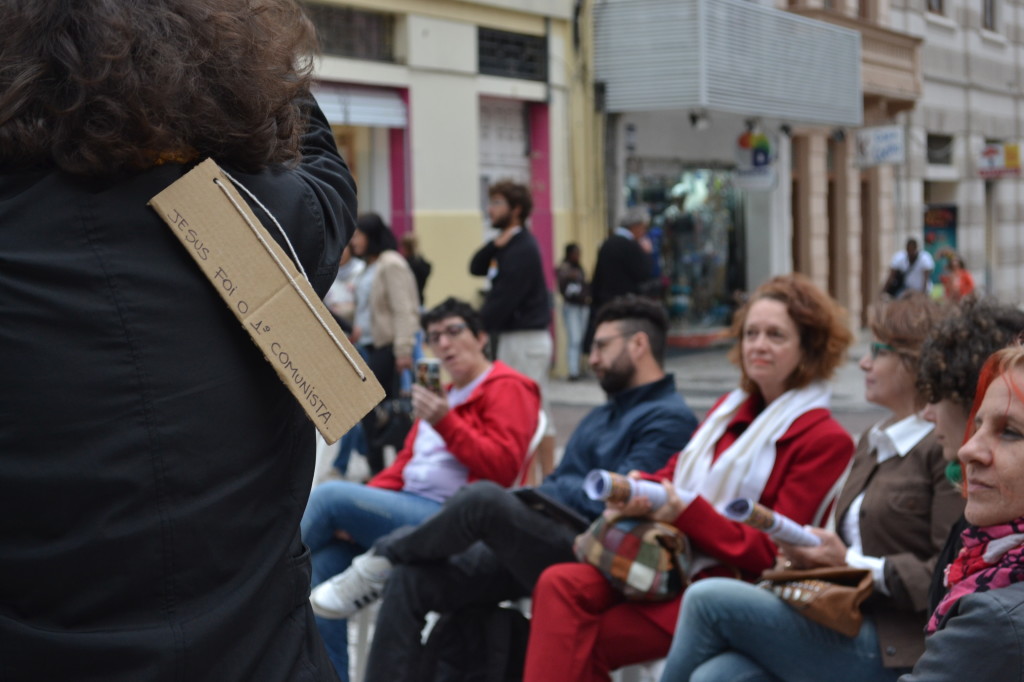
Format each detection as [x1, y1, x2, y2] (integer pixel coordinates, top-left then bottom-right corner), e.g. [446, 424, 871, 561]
[538, 374, 698, 519]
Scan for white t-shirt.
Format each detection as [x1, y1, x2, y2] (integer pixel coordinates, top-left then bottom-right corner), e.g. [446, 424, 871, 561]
[890, 249, 935, 294]
[401, 366, 494, 502]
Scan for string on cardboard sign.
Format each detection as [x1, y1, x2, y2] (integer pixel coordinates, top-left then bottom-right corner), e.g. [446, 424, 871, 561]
[213, 172, 367, 382]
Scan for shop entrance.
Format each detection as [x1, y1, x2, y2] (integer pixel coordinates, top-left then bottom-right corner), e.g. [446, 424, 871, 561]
[625, 163, 746, 329]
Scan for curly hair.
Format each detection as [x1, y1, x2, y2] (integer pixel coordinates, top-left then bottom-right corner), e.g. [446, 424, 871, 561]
[0, 0, 317, 174]
[917, 298, 1024, 410]
[489, 180, 533, 222]
[728, 273, 853, 395]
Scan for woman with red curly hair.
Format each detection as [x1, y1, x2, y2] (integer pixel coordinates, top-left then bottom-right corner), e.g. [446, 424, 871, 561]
[523, 274, 856, 680]
[0, 1, 356, 680]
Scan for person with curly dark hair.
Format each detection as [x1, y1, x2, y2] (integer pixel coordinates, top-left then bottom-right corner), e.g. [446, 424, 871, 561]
[0, 0, 318, 173]
[916, 298, 1024, 614]
[0, 1, 356, 680]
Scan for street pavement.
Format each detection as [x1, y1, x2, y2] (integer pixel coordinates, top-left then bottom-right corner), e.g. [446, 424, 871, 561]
[548, 339, 886, 451]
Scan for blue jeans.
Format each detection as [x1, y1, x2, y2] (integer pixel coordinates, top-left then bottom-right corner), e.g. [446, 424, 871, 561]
[332, 423, 367, 475]
[660, 578, 907, 682]
[562, 302, 588, 378]
[301, 482, 442, 681]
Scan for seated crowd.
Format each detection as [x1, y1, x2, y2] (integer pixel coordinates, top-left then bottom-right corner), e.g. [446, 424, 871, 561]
[303, 296, 541, 674]
[307, 281, 1024, 682]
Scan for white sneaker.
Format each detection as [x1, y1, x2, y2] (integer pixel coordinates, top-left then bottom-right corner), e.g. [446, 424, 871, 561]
[309, 550, 393, 620]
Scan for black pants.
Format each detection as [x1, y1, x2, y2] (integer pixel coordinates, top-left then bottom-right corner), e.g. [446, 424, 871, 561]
[364, 482, 578, 682]
[360, 343, 396, 475]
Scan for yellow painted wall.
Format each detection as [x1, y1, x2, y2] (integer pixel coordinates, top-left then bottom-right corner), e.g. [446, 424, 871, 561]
[415, 211, 489, 309]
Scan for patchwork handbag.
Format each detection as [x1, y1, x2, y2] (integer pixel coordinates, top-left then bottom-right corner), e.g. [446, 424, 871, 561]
[756, 565, 873, 637]
[573, 514, 690, 602]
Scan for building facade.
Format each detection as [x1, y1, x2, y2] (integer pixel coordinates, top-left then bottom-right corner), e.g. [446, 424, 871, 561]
[590, 0, 911, 330]
[306, 0, 605, 322]
[886, 0, 1024, 301]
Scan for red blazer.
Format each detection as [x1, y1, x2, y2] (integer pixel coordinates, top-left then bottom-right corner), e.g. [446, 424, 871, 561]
[640, 392, 854, 632]
[368, 360, 540, 490]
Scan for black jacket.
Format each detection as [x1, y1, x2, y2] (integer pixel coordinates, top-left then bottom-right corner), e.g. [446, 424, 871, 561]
[0, 103, 355, 681]
[590, 233, 652, 308]
[469, 229, 550, 333]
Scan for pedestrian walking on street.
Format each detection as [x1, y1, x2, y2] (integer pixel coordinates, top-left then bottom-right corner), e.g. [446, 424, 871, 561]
[939, 251, 975, 303]
[557, 243, 590, 380]
[884, 238, 934, 298]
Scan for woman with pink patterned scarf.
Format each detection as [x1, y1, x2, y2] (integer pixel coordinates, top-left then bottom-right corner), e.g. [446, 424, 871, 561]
[903, 346, 1024, 680]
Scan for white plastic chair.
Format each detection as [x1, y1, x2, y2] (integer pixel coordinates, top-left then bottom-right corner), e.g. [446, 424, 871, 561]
[515, 410, 549, 486]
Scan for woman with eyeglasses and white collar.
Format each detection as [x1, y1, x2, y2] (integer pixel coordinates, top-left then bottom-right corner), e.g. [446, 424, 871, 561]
[660, 293, 965, 682]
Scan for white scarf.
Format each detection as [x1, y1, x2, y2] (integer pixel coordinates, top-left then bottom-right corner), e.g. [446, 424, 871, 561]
[673, 381, 832, 574]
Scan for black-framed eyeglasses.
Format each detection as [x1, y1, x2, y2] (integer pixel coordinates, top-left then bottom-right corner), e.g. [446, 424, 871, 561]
[592, 331, 637, 353]
[426, 322, 469, 346]
[870, 341, 895, 358]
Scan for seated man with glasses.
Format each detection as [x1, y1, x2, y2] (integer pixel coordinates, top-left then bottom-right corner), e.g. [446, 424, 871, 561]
[320, 295, 699, 682]
[302, 297, 542, 679]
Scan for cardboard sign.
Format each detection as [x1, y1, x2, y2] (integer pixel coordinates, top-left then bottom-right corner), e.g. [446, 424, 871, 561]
[149, 159, 383, 444]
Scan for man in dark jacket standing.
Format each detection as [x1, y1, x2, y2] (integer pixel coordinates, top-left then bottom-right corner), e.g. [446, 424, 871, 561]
[469, 180, 555, 473]
[586, 206, 655, 351]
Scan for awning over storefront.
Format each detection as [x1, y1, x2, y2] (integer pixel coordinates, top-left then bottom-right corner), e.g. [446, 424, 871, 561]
[593, 0, 862, 127]
[312, 83, 407, 128]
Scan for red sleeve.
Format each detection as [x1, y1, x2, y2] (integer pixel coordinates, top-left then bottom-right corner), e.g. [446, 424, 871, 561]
[432, 371, 540, 486]
[675, 411, 854, 578]
[367, 421, 420, 490]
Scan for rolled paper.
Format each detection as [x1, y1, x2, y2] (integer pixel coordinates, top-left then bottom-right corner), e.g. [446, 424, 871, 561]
[583, 469, 668, 510]
[723, 498, 821, 547]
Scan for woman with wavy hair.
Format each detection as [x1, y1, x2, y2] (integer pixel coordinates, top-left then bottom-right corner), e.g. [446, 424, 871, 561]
[523, 274, 857, 681]
[0, 1, 356, 680]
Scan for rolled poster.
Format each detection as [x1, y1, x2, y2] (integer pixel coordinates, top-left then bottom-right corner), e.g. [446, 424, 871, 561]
[583, 469, 668, 511]
[723, 498, 821, 547]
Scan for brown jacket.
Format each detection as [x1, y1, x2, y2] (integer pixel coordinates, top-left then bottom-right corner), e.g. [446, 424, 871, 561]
[368, 249, 420, 360]
[835, 426, 964, 668]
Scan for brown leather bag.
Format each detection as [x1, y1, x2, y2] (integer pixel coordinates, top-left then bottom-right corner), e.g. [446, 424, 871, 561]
[757, 566, 873, 637]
